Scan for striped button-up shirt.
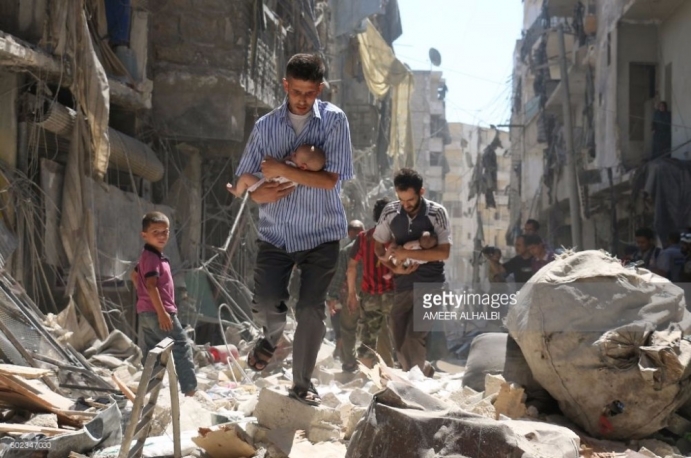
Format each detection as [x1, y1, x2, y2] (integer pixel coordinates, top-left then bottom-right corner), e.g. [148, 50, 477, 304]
[236, 98, 354, 253]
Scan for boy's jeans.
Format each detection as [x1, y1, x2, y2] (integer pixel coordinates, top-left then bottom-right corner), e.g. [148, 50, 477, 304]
[138, 312, 197, 394]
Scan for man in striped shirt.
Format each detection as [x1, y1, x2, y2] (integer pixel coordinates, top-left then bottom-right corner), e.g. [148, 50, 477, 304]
[373, 169, 451, 377]
[347, 198, 396, 369]
[234, 53, 354, 406]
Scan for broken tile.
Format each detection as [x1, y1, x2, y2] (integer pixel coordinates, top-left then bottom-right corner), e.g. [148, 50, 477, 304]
[493, 382, 527, 420]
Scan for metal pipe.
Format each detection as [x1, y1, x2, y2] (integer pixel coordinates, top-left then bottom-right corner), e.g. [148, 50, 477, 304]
[24, 94, 164, 182]
[557, 24, 583, 250]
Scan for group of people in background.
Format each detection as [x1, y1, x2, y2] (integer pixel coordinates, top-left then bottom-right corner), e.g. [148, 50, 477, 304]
[626, 227, 691, 284]
[483, 219, 556, 286]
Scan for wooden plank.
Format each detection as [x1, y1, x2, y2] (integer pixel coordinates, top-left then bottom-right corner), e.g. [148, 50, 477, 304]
[111, 374, 135, 403]
[0, 364, 53, 379]
[0, 423, 71, 436]
[0, 374, 73, 411]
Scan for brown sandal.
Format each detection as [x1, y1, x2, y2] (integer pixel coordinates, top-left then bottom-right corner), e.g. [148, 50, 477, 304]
[288, 382, 321, 406]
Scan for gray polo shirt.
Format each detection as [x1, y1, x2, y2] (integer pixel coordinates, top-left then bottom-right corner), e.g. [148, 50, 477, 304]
[373, 198, 452, 291]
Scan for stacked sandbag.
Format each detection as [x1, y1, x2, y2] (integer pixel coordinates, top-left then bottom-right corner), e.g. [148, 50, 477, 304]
[506, 250, 691, 439]
[462, 332, 555, 411]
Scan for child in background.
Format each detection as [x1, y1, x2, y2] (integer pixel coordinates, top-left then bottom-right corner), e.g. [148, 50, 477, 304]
[133, 211, 197, 396]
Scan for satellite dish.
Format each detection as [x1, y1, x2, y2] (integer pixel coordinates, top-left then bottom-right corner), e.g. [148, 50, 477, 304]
[429, 48, 442, 67]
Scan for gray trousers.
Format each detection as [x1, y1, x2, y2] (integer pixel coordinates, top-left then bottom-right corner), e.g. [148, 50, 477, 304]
[390, 290, 429, 372]
[252, 240, 339, 390]
[138, 312, 198, 394]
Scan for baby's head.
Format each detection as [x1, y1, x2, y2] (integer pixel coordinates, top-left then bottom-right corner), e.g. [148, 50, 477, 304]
[419, 231, 438, 250]
[292, 145, 325, 171]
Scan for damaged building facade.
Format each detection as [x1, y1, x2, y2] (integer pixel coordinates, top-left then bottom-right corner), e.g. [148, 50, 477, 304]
[0, 0, 405, 347]
[509, 0, 691, 253]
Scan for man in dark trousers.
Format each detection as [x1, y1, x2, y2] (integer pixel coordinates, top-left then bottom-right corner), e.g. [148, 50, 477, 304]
[233, 53, 353, 406]
[373, 169, 451, 377]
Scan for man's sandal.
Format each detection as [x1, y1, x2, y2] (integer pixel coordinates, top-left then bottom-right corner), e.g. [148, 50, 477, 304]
[288, 382, 321, 407]
[247, 338, 275, 371]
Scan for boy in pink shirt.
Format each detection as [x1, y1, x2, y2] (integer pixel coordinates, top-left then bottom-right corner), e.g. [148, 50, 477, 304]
[133, 211, 197, 396]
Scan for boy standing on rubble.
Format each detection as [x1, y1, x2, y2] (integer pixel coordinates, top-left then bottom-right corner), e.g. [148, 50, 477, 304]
[133, 211, 197, 397]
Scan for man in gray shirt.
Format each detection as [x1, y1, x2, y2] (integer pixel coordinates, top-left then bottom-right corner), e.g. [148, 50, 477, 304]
[373, 168, 451, 377]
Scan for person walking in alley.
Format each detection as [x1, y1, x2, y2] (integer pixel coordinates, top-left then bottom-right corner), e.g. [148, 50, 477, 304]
[232, 53, 353, 406]
[525, 234, 555, 274]
[133, 212, 197, 397]
[373, 169, 451, 377]
[632, 227, 661, 271]
[327, 220, 364, 372]
[346, 198, 397, 369]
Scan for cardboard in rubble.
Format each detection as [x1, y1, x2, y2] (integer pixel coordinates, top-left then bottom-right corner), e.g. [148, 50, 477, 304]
[192, 423, 256, 458]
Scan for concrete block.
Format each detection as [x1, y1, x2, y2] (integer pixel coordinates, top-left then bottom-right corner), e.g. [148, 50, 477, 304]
[348, 388, 373, 407]
[344, 407, 366, 440]
[306, 422, 340, 443]
[245, 423, 295, 455]
[320, 392, 341, 409]
[255, 387, 340, 430]
[484, 373, 506, 397]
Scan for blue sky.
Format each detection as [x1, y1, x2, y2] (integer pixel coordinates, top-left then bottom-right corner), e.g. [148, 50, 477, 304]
[393, 0, 524, 126]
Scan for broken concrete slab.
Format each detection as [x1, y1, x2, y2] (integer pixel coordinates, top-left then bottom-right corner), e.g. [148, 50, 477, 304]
[255, 387, 341, 430]
[347, 381, 581, 458]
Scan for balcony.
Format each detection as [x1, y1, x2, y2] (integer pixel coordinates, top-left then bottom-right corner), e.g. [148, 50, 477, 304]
[623, 0, 685, 21]
[543, 47, 589, 116]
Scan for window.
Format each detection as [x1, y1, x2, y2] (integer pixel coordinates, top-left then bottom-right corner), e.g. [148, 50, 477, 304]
[628, 63, 656, 142]
[494, 212, 500, 221]
[430, 151, 442, 166]
[452, 204, 463, 218]
[467, 232, 471, 240]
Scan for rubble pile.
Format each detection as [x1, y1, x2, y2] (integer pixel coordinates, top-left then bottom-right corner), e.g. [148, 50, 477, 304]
[2, 257, 691, 457]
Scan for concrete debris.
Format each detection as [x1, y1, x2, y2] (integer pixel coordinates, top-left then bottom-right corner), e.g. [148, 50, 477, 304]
[348, 388, 373, 407]
[484, 373, 506, 397]
[24, 413, 59, 429]
[253, 386, 341, 444]
[492, 382, 527, 420]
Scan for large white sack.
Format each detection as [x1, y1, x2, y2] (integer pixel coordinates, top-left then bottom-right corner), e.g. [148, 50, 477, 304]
[506, 250, 691, 439]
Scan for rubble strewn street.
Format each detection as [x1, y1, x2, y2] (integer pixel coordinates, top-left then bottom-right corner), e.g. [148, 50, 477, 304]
[2, 0, 691, 456]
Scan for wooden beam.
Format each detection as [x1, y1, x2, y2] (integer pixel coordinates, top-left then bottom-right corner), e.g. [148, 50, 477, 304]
[0, 423, 71, 436]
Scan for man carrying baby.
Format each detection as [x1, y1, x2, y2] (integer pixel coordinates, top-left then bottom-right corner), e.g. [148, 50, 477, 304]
[227, 145, 325, 197]
[373, 168, 451, 377]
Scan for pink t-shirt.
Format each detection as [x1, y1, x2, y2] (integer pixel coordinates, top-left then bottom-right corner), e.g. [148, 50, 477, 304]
[135, 245, 177, 314]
